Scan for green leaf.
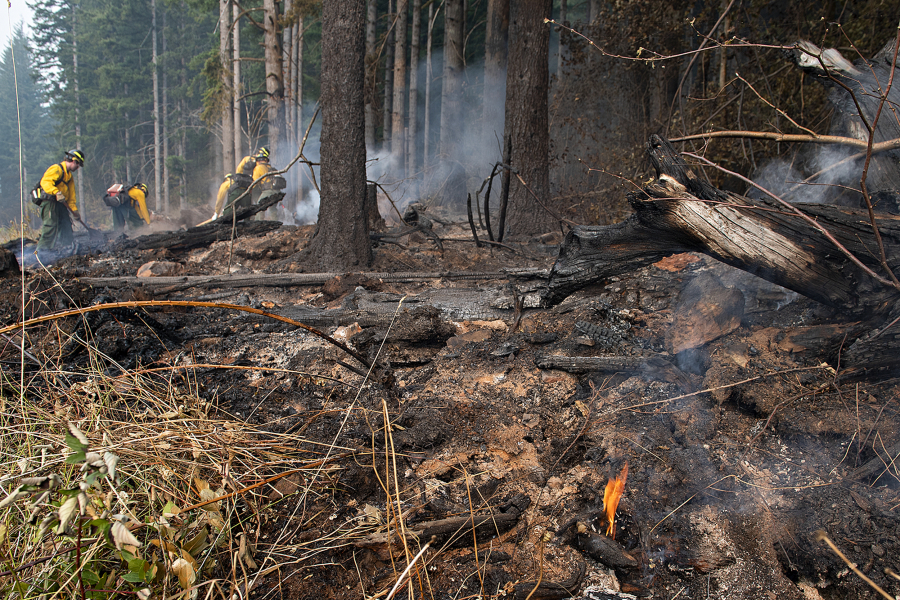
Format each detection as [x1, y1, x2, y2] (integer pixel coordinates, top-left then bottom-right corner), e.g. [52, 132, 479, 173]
[122, 571, 146, 583]
[81, 569, 101, 585]
[125, 557, 151, 583]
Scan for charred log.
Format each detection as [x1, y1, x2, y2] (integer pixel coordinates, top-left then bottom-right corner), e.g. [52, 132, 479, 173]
[544, 136, 900, 374]
[111, 191, 285, 252]
[573, 522, 638, 570]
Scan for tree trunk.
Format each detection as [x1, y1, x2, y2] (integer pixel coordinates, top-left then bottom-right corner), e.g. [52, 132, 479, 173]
[383, 0, 394, 151]
[232, 1, 243, 162]
[263, 0, 284, 158]
[503, 0, 552, 237]
[179, 0, 188, 210]
[307, 0, 372, 270]
[162, 6, 170, 214]
[407, 0, 421, 181]
[438, 0, 466, 208]
[152, 0, 162, 213]
[294, 16, 304, 212]
[282, 0, 295, 214]
[557, 0, 566, 75]
[483, 0, 509, 158]
[72, 3, 84, 220]
[391, 0, 408, 174]
[219, 0, 234, 175]
[423, 2, 436, 168]
[365, 0, 377, 150]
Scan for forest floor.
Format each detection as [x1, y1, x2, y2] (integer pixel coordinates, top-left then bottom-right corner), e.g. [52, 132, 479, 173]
[3, 210, 900, 600]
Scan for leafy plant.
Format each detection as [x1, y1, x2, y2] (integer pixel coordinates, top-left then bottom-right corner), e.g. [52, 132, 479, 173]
[0, 421, 226, 599]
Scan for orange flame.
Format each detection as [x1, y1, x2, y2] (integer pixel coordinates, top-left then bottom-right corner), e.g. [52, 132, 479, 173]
[602, 463, 629, 539]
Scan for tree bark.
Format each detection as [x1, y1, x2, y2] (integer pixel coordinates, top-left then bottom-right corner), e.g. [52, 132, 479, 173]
[162, 7, 170, 214]
[503, 0, 552, 237]
[219, 0, 234, 175]
[483, 0, 508, 157]
[383, 0, 394, 151]
[438, 0, 466, 208]
[263, 0, 284, 158]
[365, 0, 377, 150]
[72, 3, 84, 220]
[391, 0, 408, 173]
[232, 1, 243, 162]
[152, 0, 162, 213]
[306, 0, 372, 270]
[407, 0, 420, 181]
[423, 2, 436, 168]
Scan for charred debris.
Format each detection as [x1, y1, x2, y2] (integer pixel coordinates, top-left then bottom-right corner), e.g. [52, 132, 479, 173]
[4, 141, 900, 598]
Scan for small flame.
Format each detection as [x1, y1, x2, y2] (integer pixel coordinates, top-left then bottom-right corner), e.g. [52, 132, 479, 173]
[602, 463, 629, 539]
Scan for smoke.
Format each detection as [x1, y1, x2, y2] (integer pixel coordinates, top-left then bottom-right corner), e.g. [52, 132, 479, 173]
[266, 52, 509, 224]
[749, 143, 861, 205]
[294, 188, 320, 225]
[366, 50, 507, 216]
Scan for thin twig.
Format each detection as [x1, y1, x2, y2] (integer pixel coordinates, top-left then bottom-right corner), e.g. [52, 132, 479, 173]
[815, 531, 894, 600]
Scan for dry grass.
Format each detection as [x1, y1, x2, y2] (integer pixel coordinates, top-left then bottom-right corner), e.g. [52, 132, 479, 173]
[0, 297, 443, 600]
[0, 312, 374, 599]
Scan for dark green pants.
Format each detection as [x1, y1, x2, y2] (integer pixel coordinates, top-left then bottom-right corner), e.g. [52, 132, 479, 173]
[113, 204, 145, 231]
[221, 186, 251, 218]
[37, 200, 74, 250]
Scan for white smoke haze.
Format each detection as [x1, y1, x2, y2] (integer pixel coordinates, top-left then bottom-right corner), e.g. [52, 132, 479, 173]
[366, 50, 507, 218]
[294, 188, 320, 224]
[750, 144, 862, 205]
[258, 53, 508, 226]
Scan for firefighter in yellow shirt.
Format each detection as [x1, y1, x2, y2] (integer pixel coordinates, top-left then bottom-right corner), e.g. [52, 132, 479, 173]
[212, 174, 233, 219]
[37, 149, 85, 251]
[111, 183, 151, 231]
[251, 147, 274, 204]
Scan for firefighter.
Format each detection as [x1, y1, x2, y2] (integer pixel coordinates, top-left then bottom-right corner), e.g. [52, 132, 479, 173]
[220, 171, 252, 219]
[111, 182, 151, 231]
[36, 149, 85, 252]
[251, 147, 274, 204]
[212, 174, 233, 219]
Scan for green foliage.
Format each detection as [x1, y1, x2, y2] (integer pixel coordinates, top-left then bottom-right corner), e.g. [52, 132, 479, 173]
[0, 420, 228, 598]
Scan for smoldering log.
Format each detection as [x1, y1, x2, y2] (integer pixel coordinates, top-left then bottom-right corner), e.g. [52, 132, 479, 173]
[574, 522, 638, 569]
[111, 191, 285, 252]
[543, 135, 900, 373]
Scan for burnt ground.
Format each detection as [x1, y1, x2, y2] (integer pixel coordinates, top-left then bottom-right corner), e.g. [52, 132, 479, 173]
[5, 215, 900, 600]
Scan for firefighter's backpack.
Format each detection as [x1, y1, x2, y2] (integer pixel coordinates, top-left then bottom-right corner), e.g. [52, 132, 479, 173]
[30, 170, 65, 206]
[103, 184, 130, 208]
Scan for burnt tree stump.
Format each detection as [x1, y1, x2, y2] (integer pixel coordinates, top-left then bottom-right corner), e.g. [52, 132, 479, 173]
[544, 136, 900, 375]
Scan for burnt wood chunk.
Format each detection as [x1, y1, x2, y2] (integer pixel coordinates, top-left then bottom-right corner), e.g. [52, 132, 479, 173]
[575, 522, 638, 569]
[355, 494, 530, 550]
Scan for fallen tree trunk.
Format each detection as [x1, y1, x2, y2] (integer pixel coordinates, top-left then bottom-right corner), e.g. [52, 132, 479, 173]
[545, 135, 900, 375]
[111, 191, 285, 252]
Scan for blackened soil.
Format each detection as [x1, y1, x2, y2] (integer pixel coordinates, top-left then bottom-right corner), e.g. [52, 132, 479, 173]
[6, 219, 899, 600]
